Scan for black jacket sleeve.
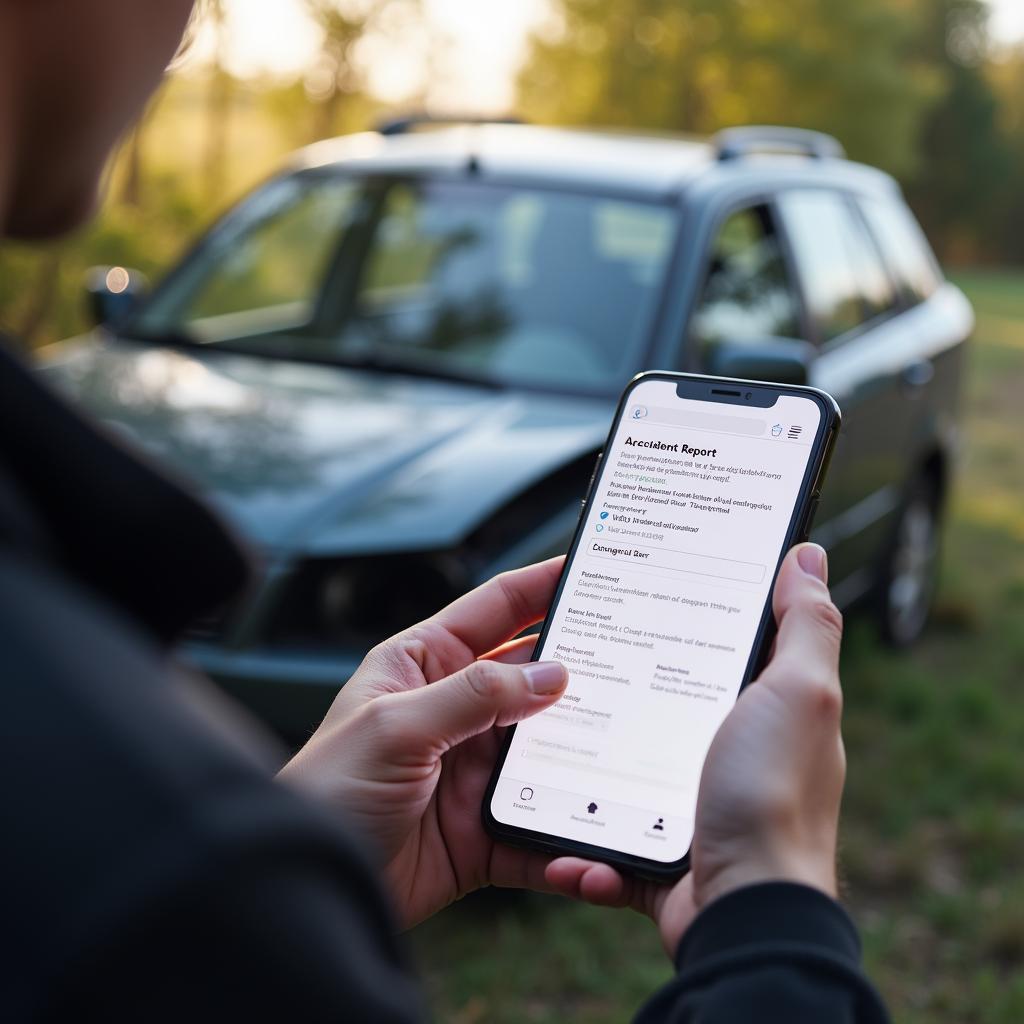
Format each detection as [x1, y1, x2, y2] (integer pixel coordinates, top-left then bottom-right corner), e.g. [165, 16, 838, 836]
[40, 839, 425, 1023]
[0, 342, 250, 644]
[0, 552, 424, 1023]
[635, 882, 889, 1023]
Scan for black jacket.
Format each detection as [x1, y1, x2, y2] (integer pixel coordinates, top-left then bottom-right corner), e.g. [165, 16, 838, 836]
[0, 342, 889, 1021]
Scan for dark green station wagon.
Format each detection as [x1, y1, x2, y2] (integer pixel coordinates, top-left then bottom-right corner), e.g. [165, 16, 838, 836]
[43, 119, 974, 736]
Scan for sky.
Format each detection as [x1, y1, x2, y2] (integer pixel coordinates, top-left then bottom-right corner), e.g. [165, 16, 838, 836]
[200, 0, 1024, 113]
[990, 0, 1024, 44]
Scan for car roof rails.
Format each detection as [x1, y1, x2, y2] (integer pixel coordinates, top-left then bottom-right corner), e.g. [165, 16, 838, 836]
[376, 112, 526, 136]
[713, 125, 846, 162]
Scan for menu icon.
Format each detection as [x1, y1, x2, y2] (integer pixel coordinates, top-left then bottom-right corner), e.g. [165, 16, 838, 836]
[788, 425, 803, 440]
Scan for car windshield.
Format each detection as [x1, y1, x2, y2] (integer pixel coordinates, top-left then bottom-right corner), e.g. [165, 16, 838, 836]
[134, 173, 678, 393]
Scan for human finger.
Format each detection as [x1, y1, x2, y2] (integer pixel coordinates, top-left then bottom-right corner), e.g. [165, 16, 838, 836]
[426, 558, 564, 658]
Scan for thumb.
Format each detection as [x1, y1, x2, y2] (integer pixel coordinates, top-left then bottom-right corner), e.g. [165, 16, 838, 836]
[370, 659, 568, 759]
[763, 543, 843, 696]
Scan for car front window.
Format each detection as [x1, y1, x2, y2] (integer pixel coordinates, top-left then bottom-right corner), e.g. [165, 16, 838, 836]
[136, 174, 678, 394]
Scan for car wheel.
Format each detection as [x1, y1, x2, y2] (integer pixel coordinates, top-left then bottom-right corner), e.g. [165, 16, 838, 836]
[876, 474, 942, 648]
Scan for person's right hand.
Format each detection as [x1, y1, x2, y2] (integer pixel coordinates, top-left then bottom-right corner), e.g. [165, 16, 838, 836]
[545, 543, 846, 957]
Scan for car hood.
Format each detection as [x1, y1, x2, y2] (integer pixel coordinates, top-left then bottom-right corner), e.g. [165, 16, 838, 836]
[41, 337, 611, 554]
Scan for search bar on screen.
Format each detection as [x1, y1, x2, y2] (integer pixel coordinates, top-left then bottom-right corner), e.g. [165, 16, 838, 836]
[631, 405, 766, 437]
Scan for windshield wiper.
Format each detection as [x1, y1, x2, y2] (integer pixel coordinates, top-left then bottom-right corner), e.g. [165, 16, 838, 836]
[116, 325, 508, 390]
[117, 325, 203, 349]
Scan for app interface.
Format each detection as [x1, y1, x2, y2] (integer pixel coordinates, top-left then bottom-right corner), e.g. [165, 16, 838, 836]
[491, 379, 823, 862]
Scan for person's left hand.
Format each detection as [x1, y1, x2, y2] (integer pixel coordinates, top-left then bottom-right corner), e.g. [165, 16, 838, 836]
[280, 558, 568, 929]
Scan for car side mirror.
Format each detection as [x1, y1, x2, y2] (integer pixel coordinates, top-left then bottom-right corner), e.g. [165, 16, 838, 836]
[84, 266, 148, 329]
[703, 337, 814, 387]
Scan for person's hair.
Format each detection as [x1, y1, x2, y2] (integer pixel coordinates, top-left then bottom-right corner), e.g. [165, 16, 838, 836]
[170, 1, 207, 70]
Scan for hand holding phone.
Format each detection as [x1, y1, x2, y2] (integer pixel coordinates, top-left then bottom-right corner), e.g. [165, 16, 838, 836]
[280, 557, 572, 929]
[484, 372, 841, 879]
[544, 540, 846, 956]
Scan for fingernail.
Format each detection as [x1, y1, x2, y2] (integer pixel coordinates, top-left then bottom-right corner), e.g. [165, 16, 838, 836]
[797, 543, 828, 583]
[522, 661, 567, 694]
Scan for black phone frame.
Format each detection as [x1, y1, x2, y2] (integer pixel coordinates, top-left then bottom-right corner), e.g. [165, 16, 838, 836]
[482, 371, 841, 882]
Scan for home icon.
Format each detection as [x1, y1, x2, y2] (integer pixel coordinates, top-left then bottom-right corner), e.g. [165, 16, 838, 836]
[587, 801, 598, 814]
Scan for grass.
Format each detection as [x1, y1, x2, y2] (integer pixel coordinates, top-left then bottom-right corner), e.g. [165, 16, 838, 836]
[409, 268, 1024, 1023]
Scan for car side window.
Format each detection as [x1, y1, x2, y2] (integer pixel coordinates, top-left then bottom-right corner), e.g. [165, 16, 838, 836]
[776, 189, 897, 344]
[858, 194, 942, 305]
[842, 204, 898, 322]
[689, 205, 801, 355]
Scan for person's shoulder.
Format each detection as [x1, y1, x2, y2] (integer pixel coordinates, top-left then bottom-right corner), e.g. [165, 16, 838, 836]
[0, 550, 290, 846]
[0, 550, 401, 1019]
[0, 548, 374, 868]
[0, 548, 265, 762]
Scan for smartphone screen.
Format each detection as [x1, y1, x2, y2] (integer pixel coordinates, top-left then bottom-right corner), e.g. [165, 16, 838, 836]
[488, 376, 830, 866]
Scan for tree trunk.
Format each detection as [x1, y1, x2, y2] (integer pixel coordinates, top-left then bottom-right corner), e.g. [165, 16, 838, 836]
[203, 0, 232, 203]
[121, 123, 145, 208]
[203, 67, 233, 203]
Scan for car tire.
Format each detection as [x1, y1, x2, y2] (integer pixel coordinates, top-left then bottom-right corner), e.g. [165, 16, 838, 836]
[875, 472, 943, 648]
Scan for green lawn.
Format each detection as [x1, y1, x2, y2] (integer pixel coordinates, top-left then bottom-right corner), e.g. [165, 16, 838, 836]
[409, 269, 1024, 1023]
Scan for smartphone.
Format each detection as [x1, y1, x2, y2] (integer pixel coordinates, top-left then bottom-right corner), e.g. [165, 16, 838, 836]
[483, 371, 840, 880]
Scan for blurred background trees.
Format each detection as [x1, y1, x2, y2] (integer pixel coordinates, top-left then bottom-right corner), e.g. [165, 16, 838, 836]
[519, 0, 936, 177]
[519, 0, 1023, 265]
[3, 0, 1024, 348]
[304, 0, 400, 139]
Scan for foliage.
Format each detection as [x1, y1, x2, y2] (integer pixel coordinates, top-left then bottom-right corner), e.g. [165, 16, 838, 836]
[905, 0, 1015, 263]
[519, 0, 937, 177]
[987, 51, 1024, 263]
[0, 169, 207, 348]
[303, 0, 417, 139]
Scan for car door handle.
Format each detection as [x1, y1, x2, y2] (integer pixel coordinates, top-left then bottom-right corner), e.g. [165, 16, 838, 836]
[901, 359, 934, 392]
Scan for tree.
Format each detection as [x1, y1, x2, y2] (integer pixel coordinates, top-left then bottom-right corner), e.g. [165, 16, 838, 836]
[202, 0, 234, 204]
[518, 0, 937, 177]
[303, 0, 419, 141]
[120, 119, 146, 209]
[988, 47, 1024, 262]
[904, 0, 1014, 261]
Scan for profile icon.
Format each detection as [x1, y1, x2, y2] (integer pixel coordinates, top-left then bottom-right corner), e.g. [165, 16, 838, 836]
[631, 405, 648, 420]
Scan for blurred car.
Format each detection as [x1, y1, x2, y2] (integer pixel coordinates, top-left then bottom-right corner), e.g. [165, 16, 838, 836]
[42, 118, 973, 736]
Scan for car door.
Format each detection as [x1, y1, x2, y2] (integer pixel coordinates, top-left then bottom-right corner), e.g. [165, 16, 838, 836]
[773, 188, 907, 601]
[686, 201, 805, 370]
